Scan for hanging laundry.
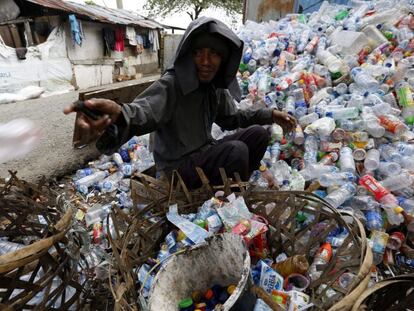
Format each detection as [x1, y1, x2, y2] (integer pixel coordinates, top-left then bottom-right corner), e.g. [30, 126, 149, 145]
[142, 34, 150, 49]
[115, 27, 125, 52]
[148, 29, 160, 52]
[103, 27, 115, 55]
[126, 26, 137, 45]
[135, 34, 144, 54]
[68, 14, 83, 46]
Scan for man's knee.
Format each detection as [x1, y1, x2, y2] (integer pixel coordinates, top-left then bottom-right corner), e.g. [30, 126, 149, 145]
[248, 125, 270, 142]
[225, 141, 249, 160]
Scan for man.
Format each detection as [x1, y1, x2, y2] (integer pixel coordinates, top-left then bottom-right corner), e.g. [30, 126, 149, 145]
[64, 17, 296, 189]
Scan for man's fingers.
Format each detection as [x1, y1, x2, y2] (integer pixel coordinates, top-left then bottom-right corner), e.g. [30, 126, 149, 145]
[85, 98, 116, 113]
[89, 115, 110, 131]
[76, 116, 90, 130]
[63, 104, 75, 115]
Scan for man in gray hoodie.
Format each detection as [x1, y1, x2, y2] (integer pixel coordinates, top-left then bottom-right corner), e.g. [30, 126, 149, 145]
[64, 17, 296, 189]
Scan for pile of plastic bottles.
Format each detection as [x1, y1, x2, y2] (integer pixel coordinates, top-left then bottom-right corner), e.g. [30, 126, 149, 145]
[233, 0, 414, 281]
[138, 192, 358, 310]
[63, 0, 414, 306]
[68, 135, 154, 266]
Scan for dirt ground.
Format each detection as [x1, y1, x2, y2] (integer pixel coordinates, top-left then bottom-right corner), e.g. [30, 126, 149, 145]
[0, 91, 100, 182]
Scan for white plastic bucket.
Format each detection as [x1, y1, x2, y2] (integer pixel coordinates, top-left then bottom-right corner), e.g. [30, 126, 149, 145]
[147, 233, 251, 311]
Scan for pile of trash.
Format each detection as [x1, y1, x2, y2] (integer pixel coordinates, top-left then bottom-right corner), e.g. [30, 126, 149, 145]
[233, 0, 414, 278]
[30, 0, 414, 308]
[138, 193, 345, 310]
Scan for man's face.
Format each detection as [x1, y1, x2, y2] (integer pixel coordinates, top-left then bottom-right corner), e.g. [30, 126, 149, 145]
[193, 48, 222, 83]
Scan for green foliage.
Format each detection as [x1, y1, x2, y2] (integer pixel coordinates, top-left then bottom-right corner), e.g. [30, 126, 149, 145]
[145, 0, 243, 20]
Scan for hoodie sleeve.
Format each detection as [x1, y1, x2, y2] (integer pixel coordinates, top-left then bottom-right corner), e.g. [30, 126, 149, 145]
[96, 76, 176, 154]
[214, 89, 274, 131]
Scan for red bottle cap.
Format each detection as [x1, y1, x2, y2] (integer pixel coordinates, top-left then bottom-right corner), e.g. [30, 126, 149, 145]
[205, 289, 214, 300]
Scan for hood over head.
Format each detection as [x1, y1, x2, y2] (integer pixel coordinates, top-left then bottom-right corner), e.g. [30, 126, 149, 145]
[169, 17, 243, 100]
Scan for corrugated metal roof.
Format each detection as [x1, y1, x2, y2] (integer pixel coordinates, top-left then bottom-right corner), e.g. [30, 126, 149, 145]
[23, 0, 164, 29]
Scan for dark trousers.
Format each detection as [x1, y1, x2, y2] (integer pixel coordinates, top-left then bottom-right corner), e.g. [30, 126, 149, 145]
[178, 125, 269, 189]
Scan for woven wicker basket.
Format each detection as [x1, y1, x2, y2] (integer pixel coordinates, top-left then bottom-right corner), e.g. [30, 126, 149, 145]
[0, 173, 83, 310]
[351, 274, 414, 311]
[108, 171, 372, 311]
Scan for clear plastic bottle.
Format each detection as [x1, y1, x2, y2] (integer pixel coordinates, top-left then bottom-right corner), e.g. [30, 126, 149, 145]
[248, 59, 257, 73]
[364, 149, 380, 171]
[370, 230, 389, 265]
[317, 49, 344, 73]
[319, 172, 357, 187]
[270, 142, 281, 164]
[299, 112, 319, 127]
[352, 195, 381, 211]
[293, 88, 308, 118]
[334, 83, 348, 95]
[401, 156, 414, 170]
[297, 28, 311, 52]
[308, 243, 332, 281]
[379, 144, 402, 163]
[351, 67, 379, 92]
[381, 171, 413, 192]
[364, 115, 385, 138]
[259, 165, 276, 188]
[85, 204, 112, 227]
[394, 142, 414, 156]
[75, 171, 109, 193]
[398, 196, 414, 215]
[300, 163, 338, 181]
[365, 209, 384, 231]
[293, 125, 305, 145]
[98, 172, 124, 193]
[318, 152, 339, 165]
[304, 135, 319, 166]
[75, 168, 99, 179]
[378, 161, 402, 176]
[325, 107, 359, 120]
[325, 183, 357, 208]
[284, 96, 296, 116]
[339, 147, 356, 174]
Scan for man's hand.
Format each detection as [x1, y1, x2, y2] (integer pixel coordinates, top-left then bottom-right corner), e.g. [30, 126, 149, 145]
[63, 98, 121, 134]
[272, 110, 297, 133]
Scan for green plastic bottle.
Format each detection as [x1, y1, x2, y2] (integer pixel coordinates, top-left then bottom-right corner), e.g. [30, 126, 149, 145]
[335, 9, 349, 21]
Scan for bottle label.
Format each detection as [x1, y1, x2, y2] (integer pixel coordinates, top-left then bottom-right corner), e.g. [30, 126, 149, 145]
[359, 175, 389, 201]
[397, 85, 414, 108]
[378, 116, 403, 134]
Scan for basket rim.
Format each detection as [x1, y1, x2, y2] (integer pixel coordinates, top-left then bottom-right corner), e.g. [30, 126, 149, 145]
[0, 207, 73, 274]
[351, 274, 414, 311]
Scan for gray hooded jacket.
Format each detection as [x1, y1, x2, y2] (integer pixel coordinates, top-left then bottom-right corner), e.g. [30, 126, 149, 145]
[97, 17, 274, 172]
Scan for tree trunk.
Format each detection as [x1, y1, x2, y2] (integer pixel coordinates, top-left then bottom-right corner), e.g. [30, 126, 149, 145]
[194, 5, 203, 19]
[187, 4, 204, 20]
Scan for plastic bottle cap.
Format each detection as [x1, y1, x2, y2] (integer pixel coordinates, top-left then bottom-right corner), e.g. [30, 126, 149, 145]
[227, 285, 236, 295]
[179, 298, 193, 309]
[192, 290, 202, 303]
[205, 289, 214, 300]
[259, 165, 267, 172]
[394, 206, 404, 214]
[195, 302, 207, 309]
